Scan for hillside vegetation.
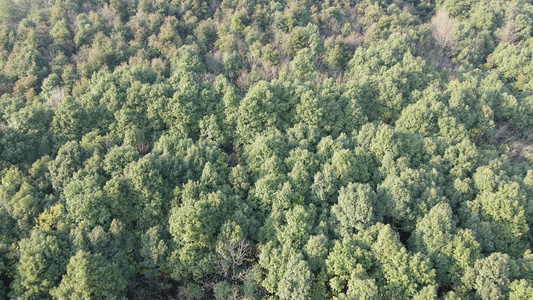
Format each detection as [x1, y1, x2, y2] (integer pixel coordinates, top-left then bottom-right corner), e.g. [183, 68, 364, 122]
[0, 0, 533, 299]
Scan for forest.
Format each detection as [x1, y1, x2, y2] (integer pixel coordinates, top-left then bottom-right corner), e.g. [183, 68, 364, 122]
[0, 0, 533, 298]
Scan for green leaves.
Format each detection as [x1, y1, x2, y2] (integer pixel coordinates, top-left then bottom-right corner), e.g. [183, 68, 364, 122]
[326, 223, 437, 299]
[237, 81, 292, 143]
[168, 184, 230, 280]
[277, 253, 313, 300]
[0, 0, 532, 298]
[462, 253, 517, 299]
[332, 183, 377, 236]
[408, 203, 481, 286]
[10, 230, 68, 299]
[51, 250, 128, 300]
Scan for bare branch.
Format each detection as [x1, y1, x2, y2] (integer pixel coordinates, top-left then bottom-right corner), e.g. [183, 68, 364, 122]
[46, 87, 65, 108]
[431, 9, 456, 50]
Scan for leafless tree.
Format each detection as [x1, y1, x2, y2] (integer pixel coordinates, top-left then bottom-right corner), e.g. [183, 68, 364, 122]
[46, 87, 65, 108]
[429, 9, 458, 69]
[499, 14, 519, 45]
[216, 238, 252, 284]
[431, 9, 456, 51]
[136, 143, 151, 155]
[206, 51, 223, 74]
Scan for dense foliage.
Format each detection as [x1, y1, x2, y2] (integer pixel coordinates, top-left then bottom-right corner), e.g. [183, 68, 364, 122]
[0, 0, 533, 298]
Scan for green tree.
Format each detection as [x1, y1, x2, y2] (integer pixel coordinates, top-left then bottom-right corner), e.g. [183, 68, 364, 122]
[63, 167, 110, 230]
[377, 166, 446, 230]
[237, 81, 294, 143]
[167, 183, 230, 280]
[74, 14, 95, 48]
[51, 250, 128, 300]
[122, 154, 171, 232]
[289, 48, 317, 81]
[49, 18, 74, 55]
[510, 279, 533, 300]
[462, 253, 518, 300]
[332, 183, 377, 236]
[103, 144, 140, 177]
[408, 203, 481, 287]
[396, 88, 467, 141]
[9, 230, 68, 299]
[347, 33, 431, 121]
[277, 253, 313, 300]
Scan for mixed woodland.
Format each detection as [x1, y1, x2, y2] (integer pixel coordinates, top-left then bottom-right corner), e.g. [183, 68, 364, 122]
[1, 0, 533, 298]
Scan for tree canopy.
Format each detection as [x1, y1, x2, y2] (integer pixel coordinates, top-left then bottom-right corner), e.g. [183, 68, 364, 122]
[0, 0, 532, 298]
